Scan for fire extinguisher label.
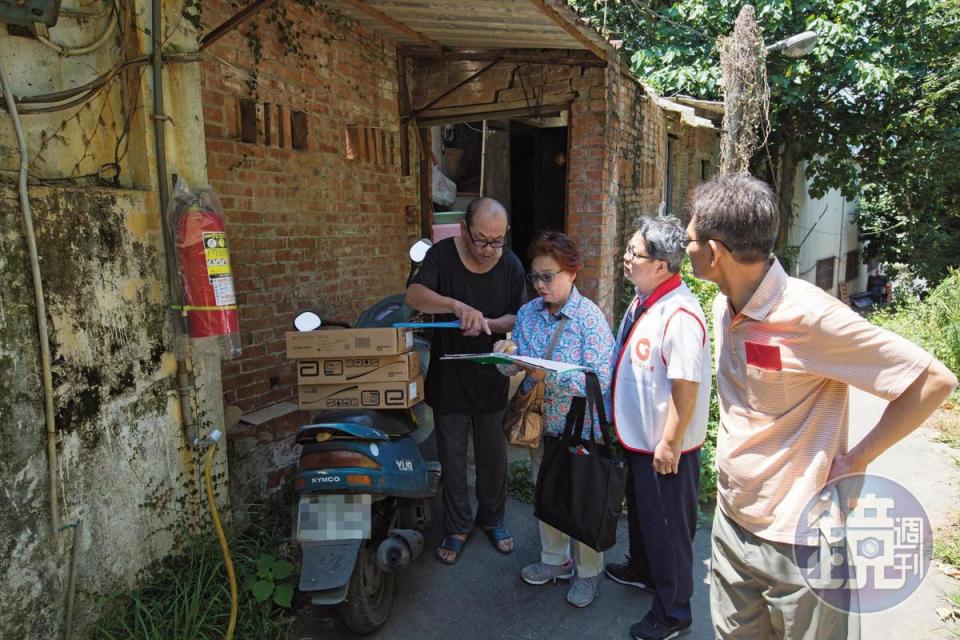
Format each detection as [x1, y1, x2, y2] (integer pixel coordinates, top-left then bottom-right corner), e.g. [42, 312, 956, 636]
[203, 231, 237, 307]
[203, 232, 231, 276]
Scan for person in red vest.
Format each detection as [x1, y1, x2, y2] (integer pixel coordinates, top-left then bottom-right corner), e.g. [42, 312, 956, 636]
[606, 216, 712, 640]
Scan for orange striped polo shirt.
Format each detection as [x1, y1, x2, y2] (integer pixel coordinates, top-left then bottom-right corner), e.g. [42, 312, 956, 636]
[713, 260, 932, 544]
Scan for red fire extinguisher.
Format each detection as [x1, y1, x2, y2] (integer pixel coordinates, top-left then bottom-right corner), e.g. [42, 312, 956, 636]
[175, 191, 240, 357]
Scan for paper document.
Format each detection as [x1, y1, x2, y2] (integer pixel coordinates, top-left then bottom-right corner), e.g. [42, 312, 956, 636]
[439, 353, 586, 374]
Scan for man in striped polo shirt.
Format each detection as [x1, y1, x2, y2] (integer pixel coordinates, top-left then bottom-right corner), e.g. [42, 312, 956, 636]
[685, 173, 957, 640]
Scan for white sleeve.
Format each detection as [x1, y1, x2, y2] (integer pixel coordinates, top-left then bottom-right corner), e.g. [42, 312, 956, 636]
[662, 309, 707, 382]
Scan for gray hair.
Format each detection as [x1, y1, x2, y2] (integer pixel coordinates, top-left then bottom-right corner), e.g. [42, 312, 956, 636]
[689, 174, 779, 263]
[634, 215, 687, 273]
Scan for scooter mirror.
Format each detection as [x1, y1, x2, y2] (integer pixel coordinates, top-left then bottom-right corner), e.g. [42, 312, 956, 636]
[293, 311, 323, 332]
[409, 238, 432, 264]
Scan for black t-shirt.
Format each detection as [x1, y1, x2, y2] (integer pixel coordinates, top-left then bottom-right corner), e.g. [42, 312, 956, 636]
[411, 237, 526, 415]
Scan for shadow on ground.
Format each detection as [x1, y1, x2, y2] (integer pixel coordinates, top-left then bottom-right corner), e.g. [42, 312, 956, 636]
[289, 428, 716, 640]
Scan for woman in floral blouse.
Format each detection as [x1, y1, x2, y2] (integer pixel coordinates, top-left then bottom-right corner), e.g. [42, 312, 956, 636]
[494, 231, 615, 609]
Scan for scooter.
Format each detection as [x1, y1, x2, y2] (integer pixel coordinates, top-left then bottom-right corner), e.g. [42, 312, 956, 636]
[292, 239, 440, 635]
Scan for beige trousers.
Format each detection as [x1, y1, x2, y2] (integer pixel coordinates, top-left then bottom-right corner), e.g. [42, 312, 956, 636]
[710, 509, 860, 640]
[530, 442, 603, 578]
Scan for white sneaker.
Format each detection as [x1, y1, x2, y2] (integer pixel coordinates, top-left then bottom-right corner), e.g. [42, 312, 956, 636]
[521, 560, 575, 585]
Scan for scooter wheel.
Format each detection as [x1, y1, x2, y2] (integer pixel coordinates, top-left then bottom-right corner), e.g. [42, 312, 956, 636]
[340, 539, 395, 634]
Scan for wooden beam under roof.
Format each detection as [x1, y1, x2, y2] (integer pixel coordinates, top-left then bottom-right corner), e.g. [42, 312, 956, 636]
[527, 0, 607, 62]
[339, 0, 443, 50]
[414, 92, 578, 125]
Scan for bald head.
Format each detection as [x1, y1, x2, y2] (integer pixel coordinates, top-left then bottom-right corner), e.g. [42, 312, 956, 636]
[465, 197, 508, 226]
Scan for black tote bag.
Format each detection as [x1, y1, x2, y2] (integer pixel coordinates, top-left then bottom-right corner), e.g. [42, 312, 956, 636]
[533, 371, 627, 552]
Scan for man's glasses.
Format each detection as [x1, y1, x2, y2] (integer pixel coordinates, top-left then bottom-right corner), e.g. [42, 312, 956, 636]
[527, 270, 560, 284]
[625, 245, 654, 261]
[465, 225, 507, 249]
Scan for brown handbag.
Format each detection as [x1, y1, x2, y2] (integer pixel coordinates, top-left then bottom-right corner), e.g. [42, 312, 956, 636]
[502, 318, 568, 448]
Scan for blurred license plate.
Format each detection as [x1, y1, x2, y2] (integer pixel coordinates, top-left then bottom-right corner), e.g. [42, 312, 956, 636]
[297, 495, 371, 542]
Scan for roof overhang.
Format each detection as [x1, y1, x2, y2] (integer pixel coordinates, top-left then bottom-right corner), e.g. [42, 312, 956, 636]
[649, 89, 721, 131]
[330, 0, 612, 61]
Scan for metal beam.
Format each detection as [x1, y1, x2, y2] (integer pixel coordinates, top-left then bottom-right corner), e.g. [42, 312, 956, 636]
[340, 0, 443, 50]
[413, 58, 502, 114]
[404, 47, 606, 67]
[527, 0, 607, 62]
[200, 0, 279, 51]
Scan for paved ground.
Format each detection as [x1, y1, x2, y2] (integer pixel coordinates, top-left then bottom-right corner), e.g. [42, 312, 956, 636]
[292, 388, 960, 640]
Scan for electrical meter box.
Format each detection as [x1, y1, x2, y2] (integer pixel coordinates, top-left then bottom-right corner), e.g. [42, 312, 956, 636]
[0, 0, 61, 28]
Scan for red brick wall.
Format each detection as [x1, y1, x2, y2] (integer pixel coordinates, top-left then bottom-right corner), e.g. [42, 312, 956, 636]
[200, 4, 420, 413]
[667, 119, 721, 220]
[606, 72, 670, 319]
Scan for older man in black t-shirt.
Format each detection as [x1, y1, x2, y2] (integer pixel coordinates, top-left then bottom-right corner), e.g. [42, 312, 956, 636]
[405, 197, 526, 565]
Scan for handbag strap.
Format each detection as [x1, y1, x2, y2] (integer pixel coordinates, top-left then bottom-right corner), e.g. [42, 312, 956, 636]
[544, 316, 568, 360]
[583, 372, 613, 448]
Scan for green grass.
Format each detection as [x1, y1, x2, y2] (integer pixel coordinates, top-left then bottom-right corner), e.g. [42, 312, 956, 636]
[871, 268, 960, 384]
[91, 502, 296, 640]
[935, 526, 960, 568]
[934, 404, 960, 450]
[507, 458, 536, 504]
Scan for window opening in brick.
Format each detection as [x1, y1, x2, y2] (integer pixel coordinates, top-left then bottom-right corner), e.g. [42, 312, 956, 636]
[816, 257, 835, 291]
[345, 127, 360, 160]
[239, 98, 258, 144]
[291, 111, 308, 150]
[278, 105, 288, 148]
[344, 125, 396, 165]
[263, 102, 273, 147]
[701, 159, 711, 181]
[844, 249, 860, 283]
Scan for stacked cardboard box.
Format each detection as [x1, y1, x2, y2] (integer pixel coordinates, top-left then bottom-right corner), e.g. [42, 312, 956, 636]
[286, 328, 424, 410]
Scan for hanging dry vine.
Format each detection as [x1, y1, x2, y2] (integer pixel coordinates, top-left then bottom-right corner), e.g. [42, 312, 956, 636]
[718, 5, 770, 174]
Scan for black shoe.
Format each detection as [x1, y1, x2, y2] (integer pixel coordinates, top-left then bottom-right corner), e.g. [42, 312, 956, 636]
[629, 615, 692, 640]
[604, 557, 653, 592]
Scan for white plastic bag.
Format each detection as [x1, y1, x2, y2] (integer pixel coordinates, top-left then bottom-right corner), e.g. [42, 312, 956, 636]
[431, 166, 457, 207]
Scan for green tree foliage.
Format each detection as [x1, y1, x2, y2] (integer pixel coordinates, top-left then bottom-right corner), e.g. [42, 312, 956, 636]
[569, 0, 960, 282]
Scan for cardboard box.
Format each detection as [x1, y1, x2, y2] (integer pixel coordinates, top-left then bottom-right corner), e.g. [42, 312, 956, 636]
[286, 328, 413, 358]
[297, 352, 420, 385]
[299, 376, 424, 410]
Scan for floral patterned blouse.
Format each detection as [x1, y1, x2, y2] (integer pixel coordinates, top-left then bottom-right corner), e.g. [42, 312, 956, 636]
[498, 286, 615, 437]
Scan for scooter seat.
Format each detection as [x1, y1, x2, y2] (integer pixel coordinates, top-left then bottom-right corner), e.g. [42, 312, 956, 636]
[308, 408, 417, 439]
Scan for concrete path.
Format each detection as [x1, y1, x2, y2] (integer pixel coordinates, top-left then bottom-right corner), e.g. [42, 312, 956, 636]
[292, 388, 960, 640]
[848, 389, 960, 639]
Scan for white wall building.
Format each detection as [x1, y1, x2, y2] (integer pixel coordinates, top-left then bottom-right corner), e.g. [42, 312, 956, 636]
[787, 160, 867, 298]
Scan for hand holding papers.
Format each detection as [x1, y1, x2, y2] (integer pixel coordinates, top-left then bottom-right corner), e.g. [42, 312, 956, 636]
[439, 352, 586, 374]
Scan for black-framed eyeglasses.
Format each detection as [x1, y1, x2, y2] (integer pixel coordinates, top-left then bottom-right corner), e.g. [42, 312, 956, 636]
[526, 270, 561, 284]
[625, 244, 654, 261]
[465, 225, 508, 249]
[686, 234, 732, 252]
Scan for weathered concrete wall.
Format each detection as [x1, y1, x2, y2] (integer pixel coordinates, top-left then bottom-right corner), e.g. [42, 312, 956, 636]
[0, 186, 190, 638]
[0, 1, 219, 637]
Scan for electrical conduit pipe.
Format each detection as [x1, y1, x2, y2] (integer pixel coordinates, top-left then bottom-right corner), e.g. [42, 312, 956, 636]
[0, 49, 61, 543]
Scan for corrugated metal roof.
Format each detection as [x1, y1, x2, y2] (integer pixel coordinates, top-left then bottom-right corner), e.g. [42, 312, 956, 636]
[331, 0, 611, 59]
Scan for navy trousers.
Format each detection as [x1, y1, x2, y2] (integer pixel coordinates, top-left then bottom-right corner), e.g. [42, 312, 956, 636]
[625, 449, 701, 625]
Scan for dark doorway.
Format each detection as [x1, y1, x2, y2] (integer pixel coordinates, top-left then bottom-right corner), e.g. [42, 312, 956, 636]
[509, 121, 568, 269]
